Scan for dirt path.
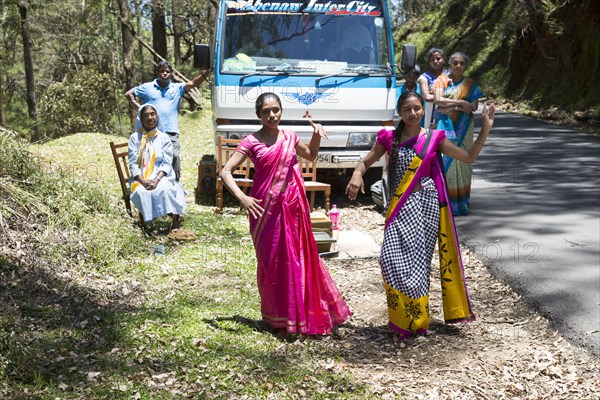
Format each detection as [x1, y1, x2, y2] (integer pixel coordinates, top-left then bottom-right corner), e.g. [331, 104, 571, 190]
[320, 201, 599, 399]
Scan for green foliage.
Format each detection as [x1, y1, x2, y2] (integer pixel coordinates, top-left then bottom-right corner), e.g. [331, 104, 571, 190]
[31, 167, 147, 268]
[394, 0, 599, 112]
[1, 129, 145, 270]
[39, 67, 117, 138]
[0, 130, 49, 220]
[0, 129, 39, 180]
[1, 0, 217, 136]
[395, 0, 515, 83]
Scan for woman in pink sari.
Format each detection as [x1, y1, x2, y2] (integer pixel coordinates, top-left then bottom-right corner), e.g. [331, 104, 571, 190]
[221, 92, 352, 335]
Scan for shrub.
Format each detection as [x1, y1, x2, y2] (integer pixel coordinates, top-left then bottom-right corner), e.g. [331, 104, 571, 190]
[0, 128, 39, 180]
[39, 67, 117, 138]
[590, 106, 600, 121]
[1, 130, 146, 269]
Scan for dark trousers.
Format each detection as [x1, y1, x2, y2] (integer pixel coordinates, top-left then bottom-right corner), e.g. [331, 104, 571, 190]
[166, 132, 181, 181]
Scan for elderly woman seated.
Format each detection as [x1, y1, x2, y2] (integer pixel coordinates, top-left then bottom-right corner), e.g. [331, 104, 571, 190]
[128, 103, 186, 230]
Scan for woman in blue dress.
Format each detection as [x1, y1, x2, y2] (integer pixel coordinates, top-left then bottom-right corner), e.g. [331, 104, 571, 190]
[128, 104, 186, 229]
[433, 52, 484, 215]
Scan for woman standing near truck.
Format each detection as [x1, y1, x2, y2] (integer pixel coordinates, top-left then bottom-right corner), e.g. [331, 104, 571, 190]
[418, 47, 447, 128]
[221, 92, 352, 336]
[433, 52, 484, 215]
[346, 91, 495, 339]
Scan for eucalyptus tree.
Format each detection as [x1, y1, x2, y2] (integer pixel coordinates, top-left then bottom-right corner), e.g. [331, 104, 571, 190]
[17, 0, 39, 140]
[167, 0, 216, 66]
[152, 0, 168, 59]
[117, 0, 137, 123]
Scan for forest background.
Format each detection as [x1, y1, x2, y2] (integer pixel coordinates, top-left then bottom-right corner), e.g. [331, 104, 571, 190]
[1, 0, 598, 141]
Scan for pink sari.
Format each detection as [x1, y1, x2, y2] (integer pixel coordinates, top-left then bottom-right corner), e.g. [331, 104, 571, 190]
[237, 130, 351, 334]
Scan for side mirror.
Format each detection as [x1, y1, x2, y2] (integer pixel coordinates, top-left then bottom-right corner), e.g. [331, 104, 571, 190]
[194, 44, 211, 69]
[400, 44, 417, 74]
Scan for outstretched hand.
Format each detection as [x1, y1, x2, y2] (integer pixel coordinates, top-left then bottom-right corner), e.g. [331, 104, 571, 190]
[345, 173, 365, 201]
[308, 119, 328, 140]
[481, 103, 496, 130]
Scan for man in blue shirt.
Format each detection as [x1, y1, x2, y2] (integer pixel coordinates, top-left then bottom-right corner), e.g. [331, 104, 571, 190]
[125, 61, 210, 181]
[399, 65, 421, 96]
[398, 65, 425, 127]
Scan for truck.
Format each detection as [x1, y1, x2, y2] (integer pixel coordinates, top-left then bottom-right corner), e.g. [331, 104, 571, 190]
[200, 0, 414, 185]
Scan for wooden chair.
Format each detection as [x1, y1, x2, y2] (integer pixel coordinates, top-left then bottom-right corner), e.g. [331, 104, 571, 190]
[110, 141, 133, 216]
[297, 156, 330, 212]
[215, 136, 253, 213]
[110, 141, 146, 229]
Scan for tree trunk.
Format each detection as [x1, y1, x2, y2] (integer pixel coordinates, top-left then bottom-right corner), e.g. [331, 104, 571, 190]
[0, 1, 4, 127]
[520, 0, 554, 60]
[117, 0, 137, 125]
[0, 74, 5, 128]
[17, 0, 39, 141]
[135, 0, 144, 81]
[172, 0, 183, 65]
[152, 0, 168, 60]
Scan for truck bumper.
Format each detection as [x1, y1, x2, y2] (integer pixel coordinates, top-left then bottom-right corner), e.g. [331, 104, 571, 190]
[215, 123, 387, 169]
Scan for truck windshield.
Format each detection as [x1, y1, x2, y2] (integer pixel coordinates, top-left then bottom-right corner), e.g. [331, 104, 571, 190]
[220, 0, 390, 74]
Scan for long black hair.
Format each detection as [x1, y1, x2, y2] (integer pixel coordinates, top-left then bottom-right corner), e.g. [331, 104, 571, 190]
[388, 91, 425, 189]
[424, 47, 446, 64]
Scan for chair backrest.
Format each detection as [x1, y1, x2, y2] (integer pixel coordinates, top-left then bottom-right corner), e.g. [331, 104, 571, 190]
[297, 155, 318, 182]
[111, 141, 131, 180]
[110, 141, 132, 215]
[216, 136, 252, 178]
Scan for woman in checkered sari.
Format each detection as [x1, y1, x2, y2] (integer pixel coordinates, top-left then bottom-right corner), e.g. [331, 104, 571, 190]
[347, 91, 495, 339]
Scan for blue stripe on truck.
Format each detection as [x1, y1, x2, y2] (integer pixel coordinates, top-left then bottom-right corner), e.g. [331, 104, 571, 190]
[216, 73, 394, 89]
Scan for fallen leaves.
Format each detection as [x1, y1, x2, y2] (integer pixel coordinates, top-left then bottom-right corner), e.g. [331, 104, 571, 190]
[2, 188, 599, 399]
[321, 200, 600, 399]
[86, 371, 101, 381]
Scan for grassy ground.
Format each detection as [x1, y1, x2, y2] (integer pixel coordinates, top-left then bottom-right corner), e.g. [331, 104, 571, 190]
[1, 111, 369, 399]
[3, 110, 599, 399]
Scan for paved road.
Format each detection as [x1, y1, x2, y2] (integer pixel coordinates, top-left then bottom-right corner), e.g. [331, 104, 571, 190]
[456, 110, 600, 356]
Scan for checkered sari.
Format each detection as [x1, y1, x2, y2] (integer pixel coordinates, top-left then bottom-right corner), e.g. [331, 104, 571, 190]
[380, 147, 440, 299]
[378, 129, 475, 337]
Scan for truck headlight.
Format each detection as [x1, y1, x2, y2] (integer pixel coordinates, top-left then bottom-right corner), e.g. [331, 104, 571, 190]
[346, 132, 377, 149]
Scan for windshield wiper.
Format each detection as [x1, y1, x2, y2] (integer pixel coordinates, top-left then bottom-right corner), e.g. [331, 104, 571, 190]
[268, 63, 316, 74]
[351, 65, 388, 74]
[239, 70, 263, 82]
[240, 64, 316, 82]
[315, 70, 349, 85]
[315, 65, 388, 84]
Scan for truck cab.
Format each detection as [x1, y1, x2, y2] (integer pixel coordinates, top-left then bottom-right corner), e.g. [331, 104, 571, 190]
[210, 0, 401, 183]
